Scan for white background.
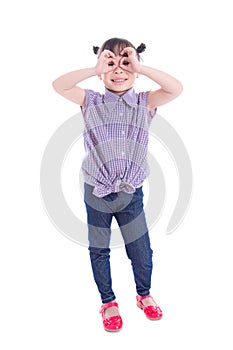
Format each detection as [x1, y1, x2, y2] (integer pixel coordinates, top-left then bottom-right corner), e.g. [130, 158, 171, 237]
[1, 0, 233, 348]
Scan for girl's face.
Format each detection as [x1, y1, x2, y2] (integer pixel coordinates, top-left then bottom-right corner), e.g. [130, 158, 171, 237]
[100, 52, 138, 96]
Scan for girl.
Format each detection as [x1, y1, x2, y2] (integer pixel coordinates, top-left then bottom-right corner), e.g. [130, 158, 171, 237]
[52, 37, 182, 332]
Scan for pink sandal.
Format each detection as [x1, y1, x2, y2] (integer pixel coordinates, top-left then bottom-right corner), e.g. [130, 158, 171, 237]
[99, 301, 123, 332]
[136, 295, 163, 320]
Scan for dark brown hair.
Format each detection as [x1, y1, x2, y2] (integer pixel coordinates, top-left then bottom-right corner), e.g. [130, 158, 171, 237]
[93, 37, 146, 61]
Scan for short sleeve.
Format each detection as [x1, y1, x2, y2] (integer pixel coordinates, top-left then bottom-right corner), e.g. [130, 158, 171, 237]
[81, 89, 103, 114]
[138, 91, 157, 121]
[85, 89, 100, 107]
[148, 107, 157, 119]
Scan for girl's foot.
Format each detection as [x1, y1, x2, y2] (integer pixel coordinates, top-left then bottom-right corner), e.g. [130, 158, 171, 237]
[136, 295, 163, 320]
[100, 301, 123, 332]
[103, 303, 120, 318]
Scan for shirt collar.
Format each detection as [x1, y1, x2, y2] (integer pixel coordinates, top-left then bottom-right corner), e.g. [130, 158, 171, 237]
[104, 87, 137, 108]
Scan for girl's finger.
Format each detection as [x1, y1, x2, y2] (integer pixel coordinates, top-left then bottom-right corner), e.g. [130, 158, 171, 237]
[119, 56, 130, 67]
[120, 47, 135, 57]
[107, 57, 117, 69]
[102, 49, 116, 58]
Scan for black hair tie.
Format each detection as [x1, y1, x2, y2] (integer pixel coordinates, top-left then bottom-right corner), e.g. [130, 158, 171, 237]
[93, 46, 100, 55]
[136, 43, 146, 53]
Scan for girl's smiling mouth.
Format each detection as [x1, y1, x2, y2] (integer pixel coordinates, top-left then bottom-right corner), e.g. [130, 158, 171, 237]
[111, 78, 127, 84]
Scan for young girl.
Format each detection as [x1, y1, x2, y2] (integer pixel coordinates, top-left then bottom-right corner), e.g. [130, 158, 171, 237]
[52, 37, 183, 332]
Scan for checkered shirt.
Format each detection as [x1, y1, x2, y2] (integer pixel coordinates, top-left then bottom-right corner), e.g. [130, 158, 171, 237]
[81, 87, 156, 197]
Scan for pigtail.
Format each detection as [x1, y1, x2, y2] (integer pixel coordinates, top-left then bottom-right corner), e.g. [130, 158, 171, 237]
[93, 46, 100, 55]
[136, 43, 146, 54]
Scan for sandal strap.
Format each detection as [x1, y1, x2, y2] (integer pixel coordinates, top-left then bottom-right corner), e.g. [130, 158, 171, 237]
[99, 301, 119, 313]
[136, 294, 153, 302]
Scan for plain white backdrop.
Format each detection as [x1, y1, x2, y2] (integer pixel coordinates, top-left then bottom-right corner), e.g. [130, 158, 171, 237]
[1, 0, 233, 349]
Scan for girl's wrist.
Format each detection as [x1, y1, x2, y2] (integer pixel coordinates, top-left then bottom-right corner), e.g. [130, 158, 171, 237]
[138, 64, 149, 75]
[93, 65, 99, 76]
[136, 63, 143, 74]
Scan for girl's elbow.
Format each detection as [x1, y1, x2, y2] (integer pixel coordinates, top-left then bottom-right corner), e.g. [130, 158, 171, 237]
[177, 81, 183, 96]
[52, 79, 65, 94]
[175, 81, 183, 96]
[52, 80, 60, 92]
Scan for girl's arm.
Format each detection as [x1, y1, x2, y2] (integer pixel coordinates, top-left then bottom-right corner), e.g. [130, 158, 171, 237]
[140, 65, 183, 109]
[52, 67, 96, 106]
[52, 50, 118, 106]
[120, 47, 183, 110]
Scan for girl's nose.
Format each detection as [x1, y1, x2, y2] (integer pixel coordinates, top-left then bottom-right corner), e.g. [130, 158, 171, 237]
[114, 65, 123, 74]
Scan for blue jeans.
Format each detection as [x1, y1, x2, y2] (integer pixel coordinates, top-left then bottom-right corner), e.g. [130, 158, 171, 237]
[84, 183, 153, 304]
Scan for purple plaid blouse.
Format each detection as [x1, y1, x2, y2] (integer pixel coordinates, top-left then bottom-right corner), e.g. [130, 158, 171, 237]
[81, 87, 157, 197]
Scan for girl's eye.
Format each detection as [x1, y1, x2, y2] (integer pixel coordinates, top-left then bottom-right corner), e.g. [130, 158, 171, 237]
[123, 61, 129, 65]
[108, 62, 114, 66]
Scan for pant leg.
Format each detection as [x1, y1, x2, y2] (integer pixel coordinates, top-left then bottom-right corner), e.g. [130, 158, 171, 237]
[84, 183, 116, 303]
[114, 187, 153, 296]
[125, 232, 153, 296]
[88, 246, 116, 303]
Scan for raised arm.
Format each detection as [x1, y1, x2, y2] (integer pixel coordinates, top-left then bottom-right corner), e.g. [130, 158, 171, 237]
[52, 67, 96, 106]
[120, 47, 183, 110]
[52, 50, 119, 106]
[140, 65, 183, 109]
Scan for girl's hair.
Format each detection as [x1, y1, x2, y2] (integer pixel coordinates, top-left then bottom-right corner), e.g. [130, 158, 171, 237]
[93, 37, 146, 61]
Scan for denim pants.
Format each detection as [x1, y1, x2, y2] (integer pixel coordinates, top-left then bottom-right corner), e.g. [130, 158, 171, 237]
[84, 183, 153, 304]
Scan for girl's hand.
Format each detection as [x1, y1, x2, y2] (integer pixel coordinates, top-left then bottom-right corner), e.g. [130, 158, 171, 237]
[95, 50, 117, 75]
[120, 47, 141, 73]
